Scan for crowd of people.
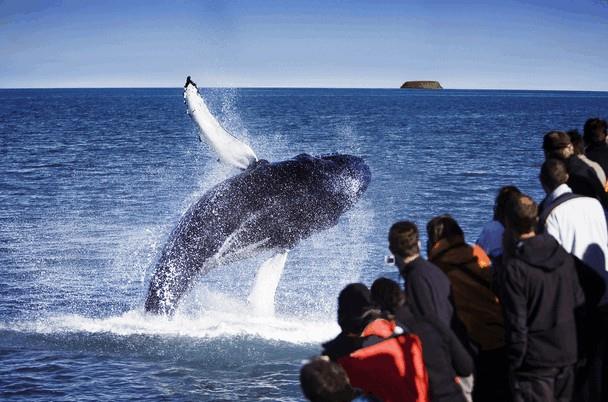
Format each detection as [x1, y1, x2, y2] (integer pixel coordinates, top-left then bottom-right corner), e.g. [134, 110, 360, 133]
[299, 118, 608, 402]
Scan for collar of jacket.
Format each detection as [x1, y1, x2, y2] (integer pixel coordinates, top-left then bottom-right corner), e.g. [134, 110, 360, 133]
[429, 236, 491, 269]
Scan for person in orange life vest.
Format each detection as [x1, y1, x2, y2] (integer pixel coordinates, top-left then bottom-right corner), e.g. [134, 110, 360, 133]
[321, 283, 430, 402]
[426, 215, 508, 402]
[371, 278, 473, 402]
[300, 358, 381, 402]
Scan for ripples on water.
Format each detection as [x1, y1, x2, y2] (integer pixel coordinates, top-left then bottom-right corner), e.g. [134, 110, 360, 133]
[1, 88, 607, 400]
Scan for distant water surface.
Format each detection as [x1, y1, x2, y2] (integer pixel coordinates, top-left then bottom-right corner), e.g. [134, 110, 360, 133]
[1, 88, 607, 400]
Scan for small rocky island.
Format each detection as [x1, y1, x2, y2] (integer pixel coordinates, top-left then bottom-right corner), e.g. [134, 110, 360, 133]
[400, 81, 443, 89]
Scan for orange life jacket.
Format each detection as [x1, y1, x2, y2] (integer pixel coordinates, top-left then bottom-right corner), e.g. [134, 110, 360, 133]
[337, 319, 430, 402]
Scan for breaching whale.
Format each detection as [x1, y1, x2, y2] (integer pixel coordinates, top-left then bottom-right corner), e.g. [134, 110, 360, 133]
[144, 77, 371, 315]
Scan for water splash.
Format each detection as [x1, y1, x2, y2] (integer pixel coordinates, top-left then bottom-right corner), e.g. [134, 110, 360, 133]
[2, 292, 339, 345]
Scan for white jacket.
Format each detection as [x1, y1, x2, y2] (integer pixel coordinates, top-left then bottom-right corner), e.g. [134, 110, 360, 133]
[543, 184, 608, 280]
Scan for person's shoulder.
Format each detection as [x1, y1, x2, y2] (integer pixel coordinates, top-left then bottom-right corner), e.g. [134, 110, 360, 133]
[587, 142, 608, 153]
[578, 195, 605, 212]
[322, 333, 358, 360]
[415, 257, 442, 271]
[503, 251, 528, 272]
[480, 219, 503, 233]
[409, 258, 448, 280]
[551, 193, 604, 216]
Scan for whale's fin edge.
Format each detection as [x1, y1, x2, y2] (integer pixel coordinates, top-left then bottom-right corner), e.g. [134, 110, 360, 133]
[183, 77, 258, 170]
[247, 250, 289, 316]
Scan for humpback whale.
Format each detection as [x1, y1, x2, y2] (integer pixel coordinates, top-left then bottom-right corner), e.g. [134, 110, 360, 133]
[144, 78, 371, 315]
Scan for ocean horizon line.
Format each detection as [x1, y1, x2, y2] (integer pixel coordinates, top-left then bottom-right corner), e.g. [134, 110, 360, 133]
[1, 86, 608, 93]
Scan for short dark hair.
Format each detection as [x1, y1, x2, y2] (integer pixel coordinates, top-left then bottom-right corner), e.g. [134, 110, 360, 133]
[505, 193, 538, 236]
[371, 277, 405, 315]
[567, 129, 585, 155]
[388, 221, 419, 258]
[540, 158, 568, 190]
[300, 359, 355, 402]
[493, 185, 522, 224]
[543, 131, 572, 160]
[426, 215, 464, 253]
[583, 118, 607, 145]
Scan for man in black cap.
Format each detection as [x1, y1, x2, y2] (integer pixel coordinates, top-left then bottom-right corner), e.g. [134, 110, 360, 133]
[542, 130, 608, 209]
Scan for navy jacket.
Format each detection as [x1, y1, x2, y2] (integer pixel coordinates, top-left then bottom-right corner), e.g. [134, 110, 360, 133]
[401, 257, 454, 326]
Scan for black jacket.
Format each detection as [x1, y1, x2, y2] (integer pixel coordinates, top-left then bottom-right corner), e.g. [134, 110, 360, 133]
[585, 142, 608, 179]
[395, 306, 473, 402]
[321, 313, 384, 361]
[321, 332, 368, 361]
[567, 155, 608, 209]
[500, 234, 585, 370]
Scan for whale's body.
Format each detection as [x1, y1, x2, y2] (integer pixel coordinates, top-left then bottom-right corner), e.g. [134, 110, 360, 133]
[144, 79, 371, 315]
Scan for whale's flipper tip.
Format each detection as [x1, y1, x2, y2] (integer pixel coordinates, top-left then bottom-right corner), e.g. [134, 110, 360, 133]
[184, 75, 197, 89]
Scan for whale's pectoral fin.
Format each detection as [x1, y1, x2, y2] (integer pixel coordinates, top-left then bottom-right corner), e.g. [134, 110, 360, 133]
[183, 77, 258, 170]
[184, 76, 197, 88]
[247, 250, 289, 316]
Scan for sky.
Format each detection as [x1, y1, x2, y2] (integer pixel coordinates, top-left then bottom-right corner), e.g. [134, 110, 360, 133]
[1, 0, 607, 90]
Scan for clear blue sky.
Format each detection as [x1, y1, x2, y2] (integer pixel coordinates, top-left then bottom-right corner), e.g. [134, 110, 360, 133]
[1, 0, 607, 90]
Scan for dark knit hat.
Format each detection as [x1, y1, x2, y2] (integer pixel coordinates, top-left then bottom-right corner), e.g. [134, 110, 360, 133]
[543, 131, 571, 152]
[337, 283, 375, 334]
[371, 277, 405, 315]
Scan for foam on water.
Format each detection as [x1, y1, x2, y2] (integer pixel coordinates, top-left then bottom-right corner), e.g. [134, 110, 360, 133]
[2, 296, 339, 345]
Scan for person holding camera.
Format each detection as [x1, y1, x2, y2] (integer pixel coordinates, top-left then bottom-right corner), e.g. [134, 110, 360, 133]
[387, 221, 469, 346]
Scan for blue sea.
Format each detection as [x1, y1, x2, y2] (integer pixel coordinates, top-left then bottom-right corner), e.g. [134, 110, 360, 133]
[1, 88, 607, 400]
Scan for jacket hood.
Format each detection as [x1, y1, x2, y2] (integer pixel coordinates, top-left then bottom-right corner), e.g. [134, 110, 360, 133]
[429, 236, 491, 269]
[513, 234, 567, 271]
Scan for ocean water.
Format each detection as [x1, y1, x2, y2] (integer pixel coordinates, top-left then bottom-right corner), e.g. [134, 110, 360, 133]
[1, 87, 607, 400]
